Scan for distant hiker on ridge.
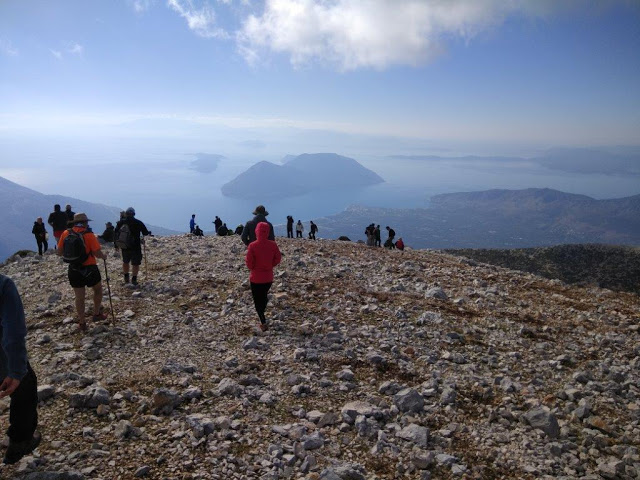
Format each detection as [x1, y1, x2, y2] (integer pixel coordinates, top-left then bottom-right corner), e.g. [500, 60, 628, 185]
[114, 207, 151, 286]
[217, 223, 229, 236]
[57, 213, 108, 332]
[395, 237, 405, 251]
[286, 216, 294, 238]
[31, 217, 48, 255]
[213, 216, 222, 233]
[234, 224, 243, 235]
[0, 274, 41, 464]
[98, 222, 115, 244]
[245, 222, 281, 332]
[365, 224, 375, 247]
[385, 226, 396, 249]
[47, 204, 68, 247]
[64, 204, 75, 223]
[241, 205, 274, 246]
[193, 225, 204, 237]
[374, 225, 381, 247]
[309, 221, 318, 240]
[296, 220, 304, 238]
[189, 214, 196, 234]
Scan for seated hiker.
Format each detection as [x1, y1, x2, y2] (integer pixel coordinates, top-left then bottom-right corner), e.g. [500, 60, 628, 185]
[395, 238, 405, 251]
[98, 222, 115, 244]
[234, 224, 243, 235]
[217, 223, 229, 236]
[193, 225, 204, 236]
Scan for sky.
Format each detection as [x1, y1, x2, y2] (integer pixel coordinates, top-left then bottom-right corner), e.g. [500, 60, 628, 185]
[1, 0, 639, 149]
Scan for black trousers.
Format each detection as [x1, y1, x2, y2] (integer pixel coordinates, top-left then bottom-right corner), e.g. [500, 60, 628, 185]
[296, 231, 302, 238]
[8, 363, 38, 442]
[35, 238, 48, 255]
[287, 228, 293, 238]
[250, 282, 272, 324]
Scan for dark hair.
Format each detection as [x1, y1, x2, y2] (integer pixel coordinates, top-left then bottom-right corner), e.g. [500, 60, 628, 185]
[54, 204, 61, 211]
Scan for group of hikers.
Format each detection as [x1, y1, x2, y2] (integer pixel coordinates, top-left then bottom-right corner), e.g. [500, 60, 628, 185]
[364, 224, 404, 250]
[188, 214, 319, 241]
[5, 203, 405, 464]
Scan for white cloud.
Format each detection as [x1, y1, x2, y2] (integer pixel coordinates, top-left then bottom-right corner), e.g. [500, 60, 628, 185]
[236, 0, 562, 70]
[68, 43, 84, 56]
[0, 39, 18, 57]
[167, 0, 229, 38]
[50, 49, 63, 60]
[130, 0, 156, 12]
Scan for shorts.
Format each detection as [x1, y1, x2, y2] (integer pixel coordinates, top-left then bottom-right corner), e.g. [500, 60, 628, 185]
[68, 264, 101, 288]
[121, 248, 142, 266]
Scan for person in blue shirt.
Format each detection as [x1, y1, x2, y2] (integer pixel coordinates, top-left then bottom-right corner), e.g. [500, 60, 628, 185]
[0, 275, 40, 464]
[189, 214, 196, 234]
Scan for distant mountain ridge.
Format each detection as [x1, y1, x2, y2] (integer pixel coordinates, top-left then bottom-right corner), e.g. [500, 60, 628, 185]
[0, 176, 179, 262]
[221, 153, 384, 199]
[445, 244, 640, 295]
[306, 188, 640, 249]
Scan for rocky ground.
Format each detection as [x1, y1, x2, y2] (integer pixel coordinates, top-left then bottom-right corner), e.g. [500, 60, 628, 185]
[0, 235, 638, 480]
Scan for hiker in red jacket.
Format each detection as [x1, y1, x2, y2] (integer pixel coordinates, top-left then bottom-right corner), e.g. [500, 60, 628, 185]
[245, 222, 281, 332]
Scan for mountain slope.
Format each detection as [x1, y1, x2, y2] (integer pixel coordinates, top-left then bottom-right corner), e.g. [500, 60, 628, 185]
[310, 188, 640, 249]
[0, 176, 178, 262]
[221, 153, 384, 199]
[0, 235, 637, 479]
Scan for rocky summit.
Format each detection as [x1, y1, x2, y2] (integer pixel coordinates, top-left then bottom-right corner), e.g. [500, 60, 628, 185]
[0, 235, 638, 480]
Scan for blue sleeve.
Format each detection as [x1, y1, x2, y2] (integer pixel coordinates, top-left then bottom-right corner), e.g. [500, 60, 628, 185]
[0, 276, 28, 380]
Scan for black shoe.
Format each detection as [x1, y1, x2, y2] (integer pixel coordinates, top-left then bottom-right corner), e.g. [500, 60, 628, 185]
[3, 431, 41, 465]
[131, 277, 138, 286]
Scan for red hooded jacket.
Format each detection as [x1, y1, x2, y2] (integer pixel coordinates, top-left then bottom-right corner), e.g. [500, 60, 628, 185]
[245, 222, 282, 283]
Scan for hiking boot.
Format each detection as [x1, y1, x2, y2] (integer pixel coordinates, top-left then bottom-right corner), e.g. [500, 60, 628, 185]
[259, 322, 269, 332]
[3, 431, 41, 465]
[131, 277, 138, 286]
[78, 322, 87, 333]
[92, 312, 107, 321]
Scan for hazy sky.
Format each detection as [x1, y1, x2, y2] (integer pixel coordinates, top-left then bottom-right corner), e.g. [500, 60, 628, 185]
[1, 0, 639, 148]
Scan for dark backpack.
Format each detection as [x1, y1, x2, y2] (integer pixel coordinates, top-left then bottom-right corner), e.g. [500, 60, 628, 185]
[115, 223, 135, 249]
[63, 230, 89, 265]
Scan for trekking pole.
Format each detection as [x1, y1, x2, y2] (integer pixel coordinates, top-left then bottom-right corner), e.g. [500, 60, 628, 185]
[103, 258, 116, 325]
[143, 238, 148, 277]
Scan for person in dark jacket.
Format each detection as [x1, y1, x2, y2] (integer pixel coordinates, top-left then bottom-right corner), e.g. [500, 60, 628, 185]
[234, 224, 243, 235]
[64, 204, 75, 223]
[286, 216, 294, 238]
[374, 225, 381, 247]
[309, 221, 318, 240]
[98, 222, 115, 244]
[31, 217, 48, 255]
[0, 274, 41, 465]
[47, 204, 68, 247]
[213, 216, 222, 233]
[114, 207, 151, 286]
[386, 226, 396, 243]
[241, 205, 275, 246]
[217, 223, 229, 236]
[193, 225, 204, 237]
[245, 222, 281, 331]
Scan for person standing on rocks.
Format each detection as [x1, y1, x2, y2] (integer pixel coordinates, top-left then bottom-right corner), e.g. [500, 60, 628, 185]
[64, 204, 75, 223]
[286, 215, 294, 238]
[374, 225, 381, 247]
[213, 216, 222, 233]
[241, 205, 275, 246]
[385, 226, 396, 249]
[47, 204, 68, 247]
[295, 220, 304, 238]
[309, 221, 318, 240]
[189, 214, 196, 234]
[245, 222, 281, 332]
[58, 213, 109, 332]
[114, 207, 151, 286]
[31, 217, 48, 255]
[0, 274, 41, 465]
